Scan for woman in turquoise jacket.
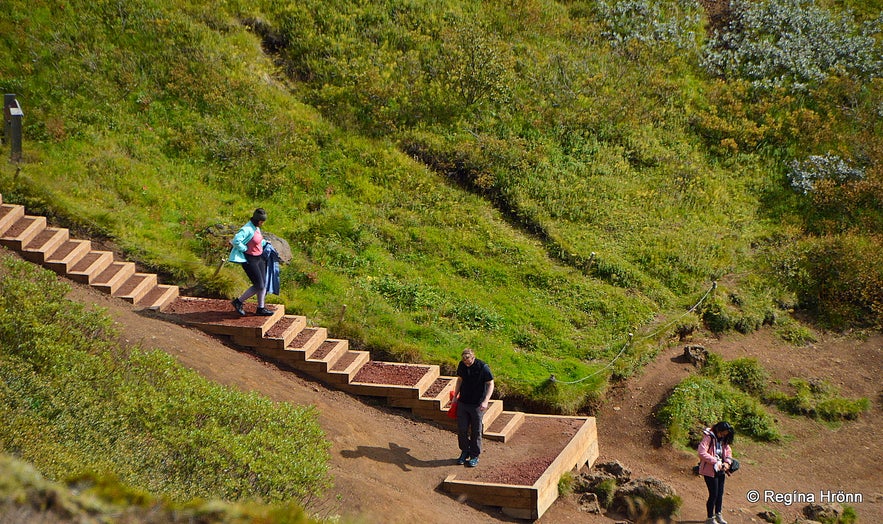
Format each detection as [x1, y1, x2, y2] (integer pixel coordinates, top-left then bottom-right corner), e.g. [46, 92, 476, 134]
[229, 208, 273, 316]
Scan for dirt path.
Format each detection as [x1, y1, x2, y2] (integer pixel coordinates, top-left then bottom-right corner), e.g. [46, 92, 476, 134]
[66, 282, 882, 523]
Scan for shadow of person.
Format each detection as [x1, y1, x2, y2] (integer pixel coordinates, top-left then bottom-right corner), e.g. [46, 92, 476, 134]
[340, 442, 454, 472]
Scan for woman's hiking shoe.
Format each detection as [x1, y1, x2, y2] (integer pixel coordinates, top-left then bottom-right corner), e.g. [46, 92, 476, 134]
[255, 307, 274, 316]
[456, 452, 469, 465]
[466, 457, 479, 467]
[231, 298, 245, 316]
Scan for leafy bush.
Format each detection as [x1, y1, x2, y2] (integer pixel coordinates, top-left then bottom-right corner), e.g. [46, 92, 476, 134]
[723, 357, 769, 396]
[775, 319, 818, 346]
[702, 0, 883, 90]
[787, 154, 865, 194]
[0, 254, 331, 506]
[658, 376, 781, 446]
[774, 234, 883, 328]
[595, 0, 701, 51]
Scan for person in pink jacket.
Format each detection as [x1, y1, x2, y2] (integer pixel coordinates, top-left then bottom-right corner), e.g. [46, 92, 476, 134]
[698, 421, 735, 524]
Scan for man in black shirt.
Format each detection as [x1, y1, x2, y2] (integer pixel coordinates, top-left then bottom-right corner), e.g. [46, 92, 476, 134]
[452, 348, 494, 467]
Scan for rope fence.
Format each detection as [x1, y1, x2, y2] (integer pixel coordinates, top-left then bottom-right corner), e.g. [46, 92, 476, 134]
[550, 281, 717, 385]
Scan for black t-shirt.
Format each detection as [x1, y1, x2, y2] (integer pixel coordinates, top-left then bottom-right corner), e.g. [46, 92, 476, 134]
[456, 358, 493, 405]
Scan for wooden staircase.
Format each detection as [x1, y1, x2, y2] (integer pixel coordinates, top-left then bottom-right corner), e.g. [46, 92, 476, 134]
[0, 194, 598, 520]
[0, 195, 178, 310]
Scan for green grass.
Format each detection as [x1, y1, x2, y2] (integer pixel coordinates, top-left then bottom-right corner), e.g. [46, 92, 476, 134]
[1, 0, 881, 412]
[0, 454, 327, 524]
[0, 253, 331, 507]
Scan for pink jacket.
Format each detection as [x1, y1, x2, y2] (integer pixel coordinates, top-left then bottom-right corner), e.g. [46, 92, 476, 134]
[697, 427, 732, 477]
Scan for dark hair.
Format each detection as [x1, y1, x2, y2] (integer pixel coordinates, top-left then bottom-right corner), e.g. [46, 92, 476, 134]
[712, 421, 735, 444]
[251, 208, 268, 224]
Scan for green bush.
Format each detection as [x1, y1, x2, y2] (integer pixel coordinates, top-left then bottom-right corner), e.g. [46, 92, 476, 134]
[0, 254, 331, 506]
[724, 357, 769, 396]
[658, 376, 781, 446]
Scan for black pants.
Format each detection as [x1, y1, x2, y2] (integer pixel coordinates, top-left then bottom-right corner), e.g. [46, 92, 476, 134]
[241, 254, 267, 291]
[704, 473, 726, 518]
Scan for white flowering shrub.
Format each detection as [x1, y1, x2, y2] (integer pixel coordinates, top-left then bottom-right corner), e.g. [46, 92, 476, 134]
[596, 0, 701, 50]
[787, 154, 865, 194]
[702, 0, 883, 91]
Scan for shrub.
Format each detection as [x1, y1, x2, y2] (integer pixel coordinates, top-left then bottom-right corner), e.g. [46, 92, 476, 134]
[724, 357, 769, 396]
[702, 0, 883, 91]
[775, 319, 817, 345]
[775, 234, 883, 328]
[658, 376, 781, 446]
[595, 0, 701, 51]
[787, 154, 865, 195]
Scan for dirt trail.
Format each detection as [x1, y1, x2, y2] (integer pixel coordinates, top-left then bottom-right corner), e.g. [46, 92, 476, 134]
[66, 283, 882, 523]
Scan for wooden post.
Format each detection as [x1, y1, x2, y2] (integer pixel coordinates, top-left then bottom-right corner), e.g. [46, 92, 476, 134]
[4, 94, 23, 163]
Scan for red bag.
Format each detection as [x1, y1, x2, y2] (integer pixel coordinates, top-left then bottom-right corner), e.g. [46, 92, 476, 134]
[447, 391, 459, 418]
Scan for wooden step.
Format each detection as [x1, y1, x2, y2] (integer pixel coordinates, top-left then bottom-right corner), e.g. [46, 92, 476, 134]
[91, 261, 136, 294]
[68, 251, 114, 284]
[276, 327, 327, 365]
[484, 410, 525, 443]
[0, 204, 24, 235]
[297, 338, 349, 375]
[135, 284, 179, 311]
[233, 315, 307, 353]
[21, 227, 69, 263]
[388, 375, 456, 411]
[0, 215, 46, 250]
[341, 363, 439, 400]
[326, 350, 370, 385]
[114, 273, 157, 303]
[481, 399, 504, 429]
[44, 239, 92, 274]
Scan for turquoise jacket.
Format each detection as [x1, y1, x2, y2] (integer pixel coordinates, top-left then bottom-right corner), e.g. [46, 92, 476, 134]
[228, 220, 266, 263]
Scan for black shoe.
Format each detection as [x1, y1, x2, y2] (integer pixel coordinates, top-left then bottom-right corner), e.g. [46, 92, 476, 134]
[255, 307, 274, 316]
[231, 298, 245, 316]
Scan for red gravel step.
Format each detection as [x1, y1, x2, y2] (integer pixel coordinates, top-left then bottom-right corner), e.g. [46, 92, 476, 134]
[327, 350, 370, 385]
[21, 227, 68, 263]
[0, 204, 25, 234]
[44, 239, 91, 274]
[114, 273, 157, 303]
[68, 251, 114, 284]
[0, 215, 46, 249]
[135, 284, 179, 311]
[92, 261, 136, 294]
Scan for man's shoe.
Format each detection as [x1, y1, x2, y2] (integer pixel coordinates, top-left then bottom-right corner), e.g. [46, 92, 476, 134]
[714, 513, 728, 524]
[466, 457, 479, 467]
[231, 298, 245, 316]
[255, 307, 274, 316]
[456, 452, 469, 465]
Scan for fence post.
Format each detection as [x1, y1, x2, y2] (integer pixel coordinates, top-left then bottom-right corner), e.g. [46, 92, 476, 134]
[4, 94, 23, 163]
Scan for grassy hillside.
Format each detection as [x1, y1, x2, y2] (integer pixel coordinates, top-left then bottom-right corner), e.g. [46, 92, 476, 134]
[1, 0, 881, 412]
[0, 253, 331, 507]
